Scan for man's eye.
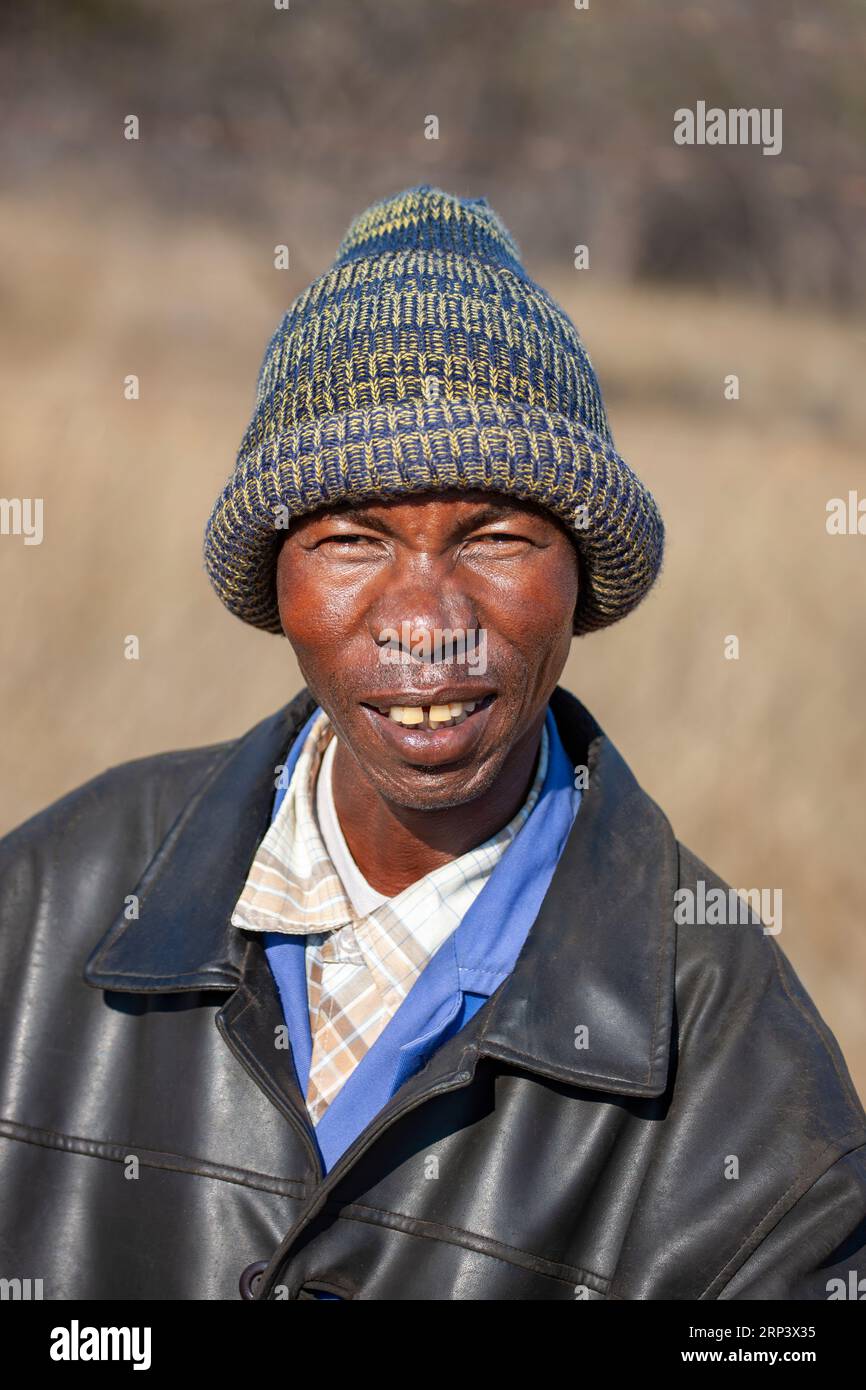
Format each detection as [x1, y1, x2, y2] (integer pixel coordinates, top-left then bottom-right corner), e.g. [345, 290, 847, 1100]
[319, 534, 374, 547]
[467, 532, 529, 546]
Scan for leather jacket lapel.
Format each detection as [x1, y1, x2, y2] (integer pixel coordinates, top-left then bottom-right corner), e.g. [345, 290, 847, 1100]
[83, 689, 316, 993]
[476, 687, 679, 1098]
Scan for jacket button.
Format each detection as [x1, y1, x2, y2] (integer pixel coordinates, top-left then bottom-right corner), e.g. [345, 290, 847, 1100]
[239, 1260, 269, 1300]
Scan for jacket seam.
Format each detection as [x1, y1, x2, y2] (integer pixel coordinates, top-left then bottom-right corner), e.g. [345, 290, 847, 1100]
[768, 937, 865, 1119]
[331, 1199, 609, 1293]
[106, 744, 234, 775]
[700, 1127, 866, 1299]
[476, 1042, 659, 1091]
[647, 829, 673, 1086]
[0, 1115, 306, 1198]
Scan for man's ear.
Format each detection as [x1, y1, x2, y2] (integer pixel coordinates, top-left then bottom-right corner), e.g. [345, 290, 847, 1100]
[571, 539, 585, 634]
[274, 532, 292, 638]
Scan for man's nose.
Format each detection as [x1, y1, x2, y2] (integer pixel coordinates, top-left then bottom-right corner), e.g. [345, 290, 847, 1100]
[365, 564, 479, 659]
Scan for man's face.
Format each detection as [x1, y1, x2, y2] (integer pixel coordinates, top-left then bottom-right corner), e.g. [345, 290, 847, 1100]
[276, 489, 579, 811]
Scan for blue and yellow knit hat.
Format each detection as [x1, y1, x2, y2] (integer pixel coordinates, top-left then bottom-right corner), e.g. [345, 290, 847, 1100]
[203, 184, 664, 634]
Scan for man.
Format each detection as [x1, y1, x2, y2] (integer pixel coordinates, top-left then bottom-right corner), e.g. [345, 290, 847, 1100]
[1, 185, 864, 1302]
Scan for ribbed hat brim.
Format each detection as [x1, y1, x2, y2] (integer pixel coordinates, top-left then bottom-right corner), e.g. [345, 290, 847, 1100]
[203, 397, 664, 636]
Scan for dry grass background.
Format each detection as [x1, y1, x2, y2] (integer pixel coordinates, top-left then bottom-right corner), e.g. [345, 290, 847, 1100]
[1, 185, 864, 1097]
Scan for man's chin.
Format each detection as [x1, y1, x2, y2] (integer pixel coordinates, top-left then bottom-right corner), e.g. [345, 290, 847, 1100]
[351, 742, 507, 814]
[373, 773, 502, 814]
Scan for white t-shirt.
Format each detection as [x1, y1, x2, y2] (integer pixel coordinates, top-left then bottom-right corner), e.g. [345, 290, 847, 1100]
[314, 734, 390, 917]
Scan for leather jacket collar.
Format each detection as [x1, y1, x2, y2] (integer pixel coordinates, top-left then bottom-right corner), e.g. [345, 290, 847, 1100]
[84, 686, 678, 1100]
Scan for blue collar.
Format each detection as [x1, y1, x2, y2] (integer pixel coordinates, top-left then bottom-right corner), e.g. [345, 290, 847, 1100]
[262, 704, 581, 1173]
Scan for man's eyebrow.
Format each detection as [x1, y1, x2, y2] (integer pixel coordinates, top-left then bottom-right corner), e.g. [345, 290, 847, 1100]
[458, 503, 530, 528]
[323, 508, 395, 533]
[316, 500, 535, 536]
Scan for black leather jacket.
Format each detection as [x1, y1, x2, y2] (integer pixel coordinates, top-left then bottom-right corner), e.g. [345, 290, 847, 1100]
[1, 686, 864, 1300]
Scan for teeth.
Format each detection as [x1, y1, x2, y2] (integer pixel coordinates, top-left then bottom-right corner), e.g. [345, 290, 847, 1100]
[382, 699, 483, 728]
[389, 706, 423, 724]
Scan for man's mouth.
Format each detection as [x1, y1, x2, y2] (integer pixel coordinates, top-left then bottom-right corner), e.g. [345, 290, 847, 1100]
[361, 692, 496, 732]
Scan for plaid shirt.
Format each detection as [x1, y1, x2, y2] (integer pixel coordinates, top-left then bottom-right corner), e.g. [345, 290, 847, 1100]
[231, 710, 549, 1125]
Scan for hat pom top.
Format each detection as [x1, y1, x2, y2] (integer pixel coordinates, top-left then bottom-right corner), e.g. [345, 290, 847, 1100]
[333, 184, 526, 276]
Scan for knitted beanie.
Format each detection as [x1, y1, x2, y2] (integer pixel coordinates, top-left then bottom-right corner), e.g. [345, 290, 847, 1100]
[203, 184, 664, 635]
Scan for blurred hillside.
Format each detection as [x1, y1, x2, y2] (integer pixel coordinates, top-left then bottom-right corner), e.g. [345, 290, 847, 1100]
[0, 0, 865, 1097]
[2, 0, 865, 305]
